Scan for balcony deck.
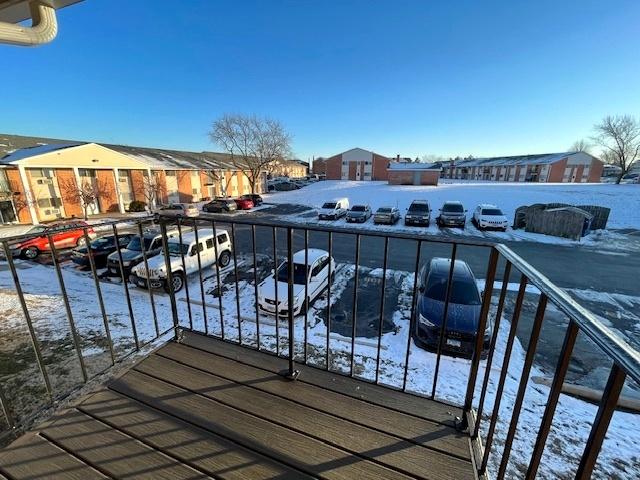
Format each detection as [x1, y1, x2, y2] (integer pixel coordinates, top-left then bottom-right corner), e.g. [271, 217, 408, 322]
[0, 331, 479, 480]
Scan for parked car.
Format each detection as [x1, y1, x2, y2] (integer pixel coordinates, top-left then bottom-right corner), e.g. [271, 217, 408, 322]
[404, 200, 431, 226]
[130, 228, 232, 292]
[71, 233, 136, 269]
[373, 206, 401, 225]
[234, 197, 255, 210]
[346, 204, 372, 223]
[106, 227, 181, 277]
[240, 193, 263, 206]
[203, 198, 238, 213]
[413, 258, 488, 357]
[318, 198, 349, 220]
[436, 201, 467, 229]
[472, 204, 509, 231]
[258, 249, 336, 317]
[620, 173, 640, 184]
[10, 221, 95, 260]
[153, 203, 199, 218]
[274, 182, 300, 191]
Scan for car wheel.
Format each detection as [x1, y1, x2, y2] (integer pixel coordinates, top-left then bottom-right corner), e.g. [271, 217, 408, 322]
[76, 236, 87, 247]
[218, 250, 231, 267]
[165, 271, 185, 293]
[23, 246, 39, 260]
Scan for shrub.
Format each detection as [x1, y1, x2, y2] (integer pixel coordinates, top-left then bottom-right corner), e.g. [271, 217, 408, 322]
[128, 200, 147, 212]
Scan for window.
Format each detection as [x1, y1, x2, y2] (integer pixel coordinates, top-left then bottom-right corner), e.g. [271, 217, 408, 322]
[205, 238, 214, 249]
[342, 161, 348, 166]
[276, 262, 309, 284]
[37, 197, 62, 208]
[78, 169, 96, 178]
[216, 233, 228, 244]
[425, 276, 481, 305]
[165, 170, 177, 177]
[190, 243, 204, 255]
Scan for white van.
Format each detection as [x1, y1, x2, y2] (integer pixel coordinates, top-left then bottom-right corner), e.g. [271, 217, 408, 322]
[318, 198, 349, 220]
[131, 228, 232, 292]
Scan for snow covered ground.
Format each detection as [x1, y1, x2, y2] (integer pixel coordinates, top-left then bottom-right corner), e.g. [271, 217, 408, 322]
[264, 180, 640, 248]
[0, 256, 638, 478]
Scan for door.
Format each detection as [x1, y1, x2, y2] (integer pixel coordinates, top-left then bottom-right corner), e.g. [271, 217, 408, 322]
[0, 200, 16, 223]
[413, 171, 421, 185]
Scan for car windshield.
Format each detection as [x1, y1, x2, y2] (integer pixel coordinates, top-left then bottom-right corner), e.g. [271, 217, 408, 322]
[276, 262, 309, 284]
[351, 205, 366, 212]
[322, 202, 337, 209]
[443, 204, 463, 213]
[424, 276, 481, 305]
[482, 208, 503, 216]
[91, 237, 115, 249]
[377, 208, 392, 213]
[409, 203, 429, 212]
[167, 243, 189, 256]
[126, 236, 154, 252]
[27, 225, 47, 234]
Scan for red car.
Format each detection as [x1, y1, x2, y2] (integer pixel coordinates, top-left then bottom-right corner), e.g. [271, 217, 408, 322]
[234, 197, 255, 210]
[10, 221, 96, 260]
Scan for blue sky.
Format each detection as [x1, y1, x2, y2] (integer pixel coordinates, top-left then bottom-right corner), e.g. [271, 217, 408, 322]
[1, 0, 639, 161]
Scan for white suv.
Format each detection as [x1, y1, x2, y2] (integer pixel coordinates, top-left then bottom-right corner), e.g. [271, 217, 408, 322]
[258, 249, 335, 318]
[473, 204, 509, 231]
[131, 228, 232, 292]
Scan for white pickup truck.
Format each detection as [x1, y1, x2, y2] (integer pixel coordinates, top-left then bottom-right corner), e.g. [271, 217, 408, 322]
[131, 228, 232, 292]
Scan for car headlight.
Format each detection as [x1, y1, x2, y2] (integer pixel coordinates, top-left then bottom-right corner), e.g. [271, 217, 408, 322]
[121, 260, 131, 267]
[419, 313, 435, 327]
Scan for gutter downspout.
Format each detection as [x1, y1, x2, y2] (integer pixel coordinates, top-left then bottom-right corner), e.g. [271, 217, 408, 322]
[0, 1, 58, 46]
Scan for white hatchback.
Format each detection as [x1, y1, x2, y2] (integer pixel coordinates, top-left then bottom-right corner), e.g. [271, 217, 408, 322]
[473, 204, 509, 231]
[153, 203, 199, 218]
[258, 249, 336, 318]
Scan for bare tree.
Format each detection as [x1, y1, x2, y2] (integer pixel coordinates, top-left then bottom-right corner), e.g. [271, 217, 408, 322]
[209, 114, 292, 193]
[141, 172, 166, 208]
[592, 115, 640, 184]
[570, 139, 592, 153]
[0, 176, 32, 221]
[420, 154, 447, 164]
[59, 177, 113, 219]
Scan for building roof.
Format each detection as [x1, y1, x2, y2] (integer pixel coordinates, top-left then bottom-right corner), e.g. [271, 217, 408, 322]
[388, 162, 441, 171]
[0, 133, 252, 171]
[445, 152, 599, 168]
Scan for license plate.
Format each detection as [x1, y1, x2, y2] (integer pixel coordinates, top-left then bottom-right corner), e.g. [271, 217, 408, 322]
[446, 338, 461, 348]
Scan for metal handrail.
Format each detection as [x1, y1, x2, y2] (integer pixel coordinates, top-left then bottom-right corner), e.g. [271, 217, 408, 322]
[495, 243, 640, 385]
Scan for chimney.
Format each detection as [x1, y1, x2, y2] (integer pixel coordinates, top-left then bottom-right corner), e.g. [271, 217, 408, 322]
[396, 154, 400, 162]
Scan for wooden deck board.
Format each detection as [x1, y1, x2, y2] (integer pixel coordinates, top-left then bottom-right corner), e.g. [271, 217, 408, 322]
[136, 351, 474, 479]
[158, 341, 471, 460]
[0, 334, 478, 480]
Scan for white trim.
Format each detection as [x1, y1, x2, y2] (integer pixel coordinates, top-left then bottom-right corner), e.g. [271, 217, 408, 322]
[113, 168, 126, 214]
[17, 165, 38, 224]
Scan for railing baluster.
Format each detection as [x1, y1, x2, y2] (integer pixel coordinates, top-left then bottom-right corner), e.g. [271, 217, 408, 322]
[112, 224, 140, 350]
[231, 223, 242, 344]
[192, 220, 208, 335]
[375, 236, 389, 384]
[286, 226, 297, 378]
[402, 239, 422, 392]
[136, 222, 159, 338]
[0, 382, 14, 430]
[1, 241, 53, 399]
[525, 319, 579, 479]
[463, 247, 499, 416]
[159, 221, 180, 337]
[326, 231, 333, 371]
[496, 293, 548, 479]
[48, 233, 88, 382]
[350, 234, 361, 377]
[272, 227, 280, 356]
[431, 243, 457, 398]
[251, 225, 260, 350]
[575, 363, 626, 480]
[82, 227, 115, 365]
[176, 218, 193, 330]
[210, 219, 224, 339]
[472, 260, 512, 439]
[303, 229, 309, 363]
[480, 275, 528, 474]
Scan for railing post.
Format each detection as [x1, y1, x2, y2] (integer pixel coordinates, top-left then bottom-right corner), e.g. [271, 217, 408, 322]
[375, 236, 389, 384]
[0, 382, 14, 431]
[159, 220, 180, 338]
[350, 233, 361, 377]
[283, 226, 299, 379]
[462, 247, 499, 421]
[137, 221, 160, 338]
[112, 224, 140, 350]
[402, 239, 422, 392]
[575, 363, 626, 480]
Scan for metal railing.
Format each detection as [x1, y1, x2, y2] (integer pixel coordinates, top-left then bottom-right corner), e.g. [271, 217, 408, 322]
[0, 214, 638, 479]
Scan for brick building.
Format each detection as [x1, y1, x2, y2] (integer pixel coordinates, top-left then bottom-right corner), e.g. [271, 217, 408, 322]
[441, 152, 603, 183]
[324, 148, 391, 181]
[387, 163, 441, 186]
[0, 134, 266, 225]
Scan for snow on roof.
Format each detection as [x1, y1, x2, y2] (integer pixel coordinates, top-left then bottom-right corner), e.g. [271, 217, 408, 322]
[0, 142, 83, 164]
[448, 152, 577, 168]
[388, 162, 441, 171]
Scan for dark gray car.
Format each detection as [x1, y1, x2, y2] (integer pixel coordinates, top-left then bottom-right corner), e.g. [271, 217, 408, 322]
[436, 201, 467, 229]
[373, 206, 400, 224]
[346, 204, 372, 223]
[106, 227, 181, 277]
